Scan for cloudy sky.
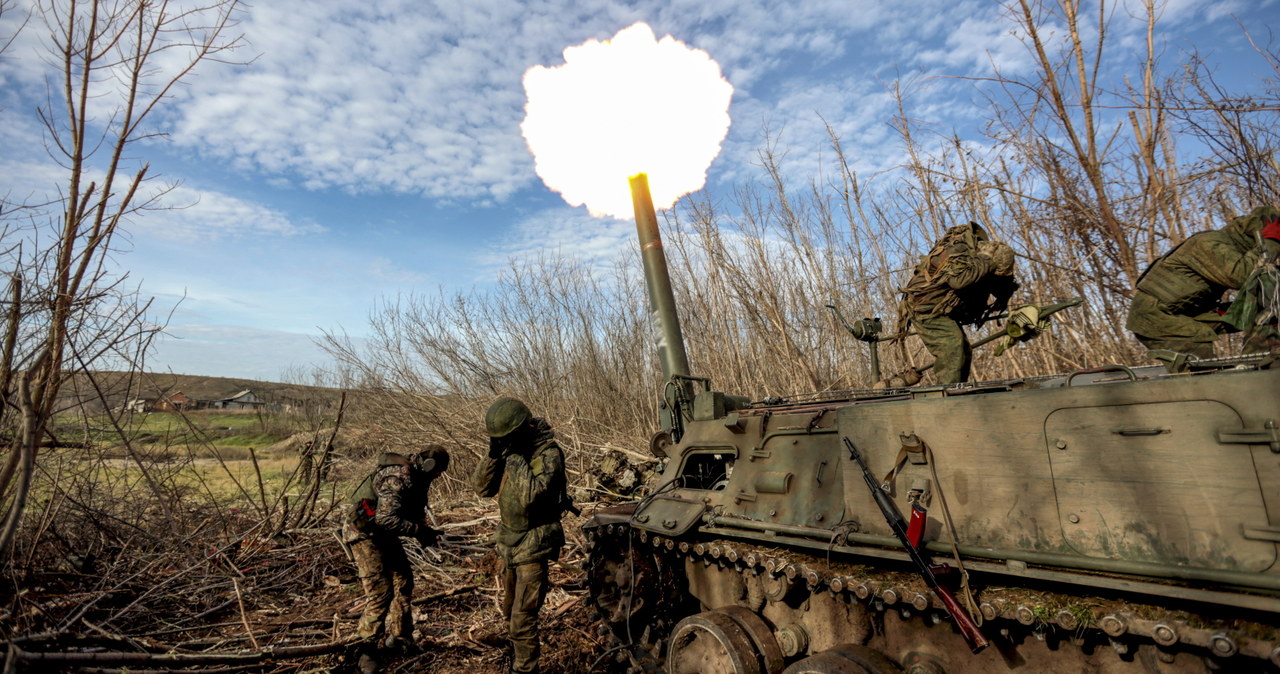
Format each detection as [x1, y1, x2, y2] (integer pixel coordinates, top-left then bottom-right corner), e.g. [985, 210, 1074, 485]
[0, 0, 1274, 381]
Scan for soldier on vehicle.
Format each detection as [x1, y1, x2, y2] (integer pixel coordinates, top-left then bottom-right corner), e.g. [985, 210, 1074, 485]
[472, 397, 569, 674]
[1127, 205, 1280, 359]
[899, 221, 1019, 383]
[343, 446, 449, 671]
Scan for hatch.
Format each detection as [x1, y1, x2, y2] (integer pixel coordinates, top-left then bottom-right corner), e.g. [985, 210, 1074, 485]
[1045, 400, 1275, 572]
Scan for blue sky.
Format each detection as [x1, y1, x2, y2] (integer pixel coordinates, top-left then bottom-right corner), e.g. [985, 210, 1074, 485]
[1, 0, 1275, 381]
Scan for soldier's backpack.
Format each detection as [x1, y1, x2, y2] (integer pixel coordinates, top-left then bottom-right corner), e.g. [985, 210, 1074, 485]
[347, 453, 412, 532]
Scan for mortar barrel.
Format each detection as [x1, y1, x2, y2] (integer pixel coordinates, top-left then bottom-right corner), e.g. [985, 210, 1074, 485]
[630, 173, 691, 381]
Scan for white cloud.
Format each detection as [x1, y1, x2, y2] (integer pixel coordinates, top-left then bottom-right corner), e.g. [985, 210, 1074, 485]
[154, 1, 927, 203]
[132, 184, 323, 241]
[7, 0, 1268, 215]
[366, 257, 429, 285]
[0, 147, 318, 243]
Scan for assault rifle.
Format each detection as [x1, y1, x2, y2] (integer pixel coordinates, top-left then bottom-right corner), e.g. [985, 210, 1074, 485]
[874, 297, 1083, 387]
[842, 436, 989, 654]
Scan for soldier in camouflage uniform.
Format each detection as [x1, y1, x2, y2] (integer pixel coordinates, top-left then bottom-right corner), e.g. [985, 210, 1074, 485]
[472, 397, 568, 674]
[343, 445, 449, 665]
[1127, 205, 1280, 358]
[900, 222, 1019, 383]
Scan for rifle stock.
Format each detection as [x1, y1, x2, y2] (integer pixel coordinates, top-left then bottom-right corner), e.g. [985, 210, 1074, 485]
[843, 436, 989, 654]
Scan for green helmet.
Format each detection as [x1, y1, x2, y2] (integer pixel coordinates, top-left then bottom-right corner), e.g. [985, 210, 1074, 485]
[978, 240, 1016, 276]
[486, 397, 532, 438]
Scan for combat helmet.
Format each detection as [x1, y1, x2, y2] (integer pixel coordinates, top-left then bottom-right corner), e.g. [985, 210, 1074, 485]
[978, 240, 1016, 275]
[486, 397, 532, 438]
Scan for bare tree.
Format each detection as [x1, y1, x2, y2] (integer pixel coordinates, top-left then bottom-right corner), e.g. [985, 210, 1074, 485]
[0, 0, 244, 560]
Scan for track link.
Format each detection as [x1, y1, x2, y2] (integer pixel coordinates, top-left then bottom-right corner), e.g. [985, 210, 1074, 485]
[586, 521, 1280, 672]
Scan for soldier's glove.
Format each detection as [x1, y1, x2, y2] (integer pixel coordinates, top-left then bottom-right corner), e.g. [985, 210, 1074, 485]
[994, 305, 1049, 356]
[1262, 217, 1280, 242]
[416, 527, 441, 548]
[1262, 218, 1280, 259]
[488, 437, 506, 460]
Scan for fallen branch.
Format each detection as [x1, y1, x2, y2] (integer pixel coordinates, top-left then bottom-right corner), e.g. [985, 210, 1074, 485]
[545, 595, 583, 623]
[6, 637, 360, 666]
[440, 515, 499, 530]
[410, 584, 479, 606]
[73, 665, 263, 674]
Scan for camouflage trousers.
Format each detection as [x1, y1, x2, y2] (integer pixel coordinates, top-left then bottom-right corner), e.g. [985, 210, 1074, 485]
[502, 559, 549, 674]
[351, 536, 414, 641]
[1127, 292, 1278, 358]
[912, 312, 972, 384]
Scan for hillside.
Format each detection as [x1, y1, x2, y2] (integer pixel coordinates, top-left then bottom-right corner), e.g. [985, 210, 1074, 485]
[55, 370, 346, 412]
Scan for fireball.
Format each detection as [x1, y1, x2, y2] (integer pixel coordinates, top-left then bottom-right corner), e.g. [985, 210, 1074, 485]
[521, 22, 734, 218]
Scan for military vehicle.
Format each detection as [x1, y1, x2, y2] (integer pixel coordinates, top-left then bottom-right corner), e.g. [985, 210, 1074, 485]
[584, 176, 1280, 674]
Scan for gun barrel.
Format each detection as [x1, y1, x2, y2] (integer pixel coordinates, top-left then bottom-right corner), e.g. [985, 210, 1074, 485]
[630, 173, 690, 382]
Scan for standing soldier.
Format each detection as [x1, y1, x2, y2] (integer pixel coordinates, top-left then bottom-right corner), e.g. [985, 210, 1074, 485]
[472, 397, 568, 674]
[343, 446, 449, 672]
[1127, 205, 1280, 358]
[900, 221, 1019, 383]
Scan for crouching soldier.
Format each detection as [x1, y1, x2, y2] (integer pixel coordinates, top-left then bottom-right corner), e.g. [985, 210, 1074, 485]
[900, 221, 1019, 383]
[343, 446, 449, 671]
[1127, 205, 1280, 359]
[472, 397, 569, 674]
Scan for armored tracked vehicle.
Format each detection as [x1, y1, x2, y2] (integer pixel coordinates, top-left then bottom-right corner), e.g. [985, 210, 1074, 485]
[585, 177, 1280, 674]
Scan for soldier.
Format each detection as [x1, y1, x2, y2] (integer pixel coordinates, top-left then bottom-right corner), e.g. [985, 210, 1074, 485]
[472, 397, 568, 674]
[343, 446, 449, 671]
[900, 221, 1018, 383]
[1127, 205, 1280, 359]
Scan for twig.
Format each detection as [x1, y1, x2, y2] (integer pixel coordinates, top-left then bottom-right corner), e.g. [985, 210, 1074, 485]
[6, 637, 360, 665]
[440, 515, 499, 529]
[545, 595, 583, 622]
[410, 584, 479, 606]
[230, 578, 259, 650]
[247, 447, 269, 519]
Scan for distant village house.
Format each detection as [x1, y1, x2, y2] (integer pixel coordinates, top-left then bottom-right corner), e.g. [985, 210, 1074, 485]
[154, 391, 196, 412]
[207, 390, 265, 411]
[119, 389, 270, 413]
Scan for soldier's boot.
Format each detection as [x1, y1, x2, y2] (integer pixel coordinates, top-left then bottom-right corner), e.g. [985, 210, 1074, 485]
[383, 634, 423, 657]
[471, 625, 509, 649]
[355, 646, 380, 674]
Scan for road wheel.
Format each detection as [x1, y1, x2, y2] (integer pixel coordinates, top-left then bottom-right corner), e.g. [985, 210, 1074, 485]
[780, 644, 902, 674]
[666, 610, 765, 674]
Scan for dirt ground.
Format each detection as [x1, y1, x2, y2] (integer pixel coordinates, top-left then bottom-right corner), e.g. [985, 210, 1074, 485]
[309, 500, 605, 673]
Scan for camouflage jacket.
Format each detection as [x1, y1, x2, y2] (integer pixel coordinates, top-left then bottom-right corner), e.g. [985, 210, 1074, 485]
[1132, 228, 1263, 317]
[471, 418, 567, 566]
[343, 453, 434, 543]
[901, 223, 1017, 323]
